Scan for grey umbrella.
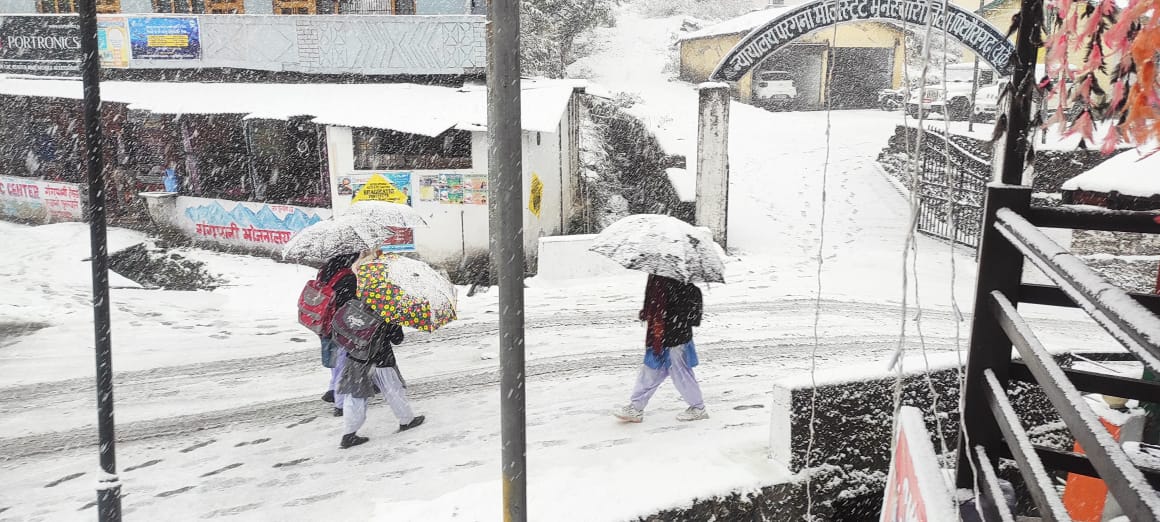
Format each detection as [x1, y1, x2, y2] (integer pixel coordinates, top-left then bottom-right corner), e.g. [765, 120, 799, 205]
[282, 202, 428, 261]
[589, 214, 726, 284]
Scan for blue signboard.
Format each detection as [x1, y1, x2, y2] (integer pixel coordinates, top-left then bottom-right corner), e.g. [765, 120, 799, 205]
[128, 17, 200, 60]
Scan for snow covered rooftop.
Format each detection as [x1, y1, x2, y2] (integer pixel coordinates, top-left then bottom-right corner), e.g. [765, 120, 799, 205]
[0, 76, 583, 137]
[678, 6, 798, 41]
[1062, 150, 1160, 199]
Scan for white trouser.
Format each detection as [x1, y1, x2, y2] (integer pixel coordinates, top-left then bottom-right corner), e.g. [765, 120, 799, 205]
[629, 344, 704, 411]
[329, 348, 348, 409]
[343, 366, 415, 434]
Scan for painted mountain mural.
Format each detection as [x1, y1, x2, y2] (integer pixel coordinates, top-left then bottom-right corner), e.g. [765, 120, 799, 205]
[185, 201, 323, 232]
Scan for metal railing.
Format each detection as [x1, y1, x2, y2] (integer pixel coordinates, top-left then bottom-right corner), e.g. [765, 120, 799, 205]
[915, 125, 989, 249]
[956, 183, 1160, 520]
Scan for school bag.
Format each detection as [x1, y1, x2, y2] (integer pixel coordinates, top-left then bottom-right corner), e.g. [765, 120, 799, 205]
[330, 301, 383, 361]
[297, 267, 353, 336]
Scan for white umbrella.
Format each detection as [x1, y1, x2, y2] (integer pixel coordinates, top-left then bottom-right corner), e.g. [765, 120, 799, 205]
[589, 214, 726, 284]
[282, 202, 428, 261]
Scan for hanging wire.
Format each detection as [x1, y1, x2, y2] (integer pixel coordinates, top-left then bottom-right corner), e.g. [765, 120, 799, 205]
[804, 0, 842, 517]
[883, 0, 975, 520]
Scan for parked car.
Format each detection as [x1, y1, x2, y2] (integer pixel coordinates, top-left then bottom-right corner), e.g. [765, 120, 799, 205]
[754, 70, 797, 109]
[878, 88, 907, 111]
[906, 63, 997, 121]
[974, 65, 1074, 122]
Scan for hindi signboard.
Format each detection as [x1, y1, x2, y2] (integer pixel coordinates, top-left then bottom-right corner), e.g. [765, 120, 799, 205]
[880, 407, 957, 522]
[712, 0, 1015, 82]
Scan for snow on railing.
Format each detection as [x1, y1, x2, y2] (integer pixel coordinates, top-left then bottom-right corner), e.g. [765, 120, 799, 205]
[994, 207, 1160, 373]
[990, 291, 1160, 520]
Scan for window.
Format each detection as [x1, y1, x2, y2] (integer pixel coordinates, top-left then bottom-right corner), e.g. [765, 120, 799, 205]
[273, 0, 317, 13]
[37, 0, 76, 12]
[152, 0, 206, 12]
[206, 0, 244, 13]
[245, 119, 328, 206]
[353, 128, 472, 171]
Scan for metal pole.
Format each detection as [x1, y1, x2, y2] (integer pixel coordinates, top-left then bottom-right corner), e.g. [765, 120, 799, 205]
[78, 0, 121, 519]
[967, 0, 985, 132]
[486, 0, 526, 520]
[998, 0, 1043, 185]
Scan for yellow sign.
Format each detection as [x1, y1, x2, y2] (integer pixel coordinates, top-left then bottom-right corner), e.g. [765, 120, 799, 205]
[528, 173, 543, 218]
[353, 174, 408, 204]
[147, 35, 190, 48]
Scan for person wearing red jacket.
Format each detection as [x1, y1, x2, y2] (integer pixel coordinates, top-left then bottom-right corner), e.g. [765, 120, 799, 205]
[613, 274, 708, 423]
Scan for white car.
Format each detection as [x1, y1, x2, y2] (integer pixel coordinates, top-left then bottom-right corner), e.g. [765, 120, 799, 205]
[906, 63, 997, 121]
[975, 65, 1073, 121]
[753, 70, 797, 109]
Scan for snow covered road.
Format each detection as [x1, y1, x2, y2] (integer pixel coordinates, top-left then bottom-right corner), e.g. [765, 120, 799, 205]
[0, 6, 1122, 521]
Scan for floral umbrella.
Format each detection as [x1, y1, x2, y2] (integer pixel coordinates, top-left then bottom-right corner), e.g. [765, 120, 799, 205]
[356, 255, 457, 332]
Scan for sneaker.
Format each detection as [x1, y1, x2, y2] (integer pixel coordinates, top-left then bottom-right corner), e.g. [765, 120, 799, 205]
[333, 408, 344, 417]
[676, 407, 709, 422]
[399, 415, 426, 432]
[613, 405, 644, 423]
[340, 433, 369, 449]
[321, 390, 335, 403]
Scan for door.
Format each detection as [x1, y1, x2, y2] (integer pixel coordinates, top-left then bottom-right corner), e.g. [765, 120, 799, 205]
[827, 47, 894, 109]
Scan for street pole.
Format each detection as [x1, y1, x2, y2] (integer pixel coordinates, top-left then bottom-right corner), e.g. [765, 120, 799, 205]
[78, 0, 121, 519]
[486, 0, 526, 520]
[967, 0, 984, 132]
[997, 0, 1042, 185]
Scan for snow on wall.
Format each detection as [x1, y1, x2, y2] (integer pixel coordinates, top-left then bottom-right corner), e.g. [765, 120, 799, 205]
[1062, 150, 1160, 199]
[534, 234, 631, 281]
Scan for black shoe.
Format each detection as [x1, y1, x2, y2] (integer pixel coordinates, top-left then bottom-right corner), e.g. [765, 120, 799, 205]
[321, 390, 335, 403]
[398, 415, 425, 432]
[340, 433, 369, 449]
[333, 408, 343, 417]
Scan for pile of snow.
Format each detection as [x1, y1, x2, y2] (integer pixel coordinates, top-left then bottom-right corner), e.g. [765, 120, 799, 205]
[1062, 150, 1160, 198]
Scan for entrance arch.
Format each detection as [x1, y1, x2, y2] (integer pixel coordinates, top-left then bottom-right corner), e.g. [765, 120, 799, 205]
[710, 0, 1016, 82]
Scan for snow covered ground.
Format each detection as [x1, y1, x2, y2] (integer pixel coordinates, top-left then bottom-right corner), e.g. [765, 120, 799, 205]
[0, 6, 1126, 521]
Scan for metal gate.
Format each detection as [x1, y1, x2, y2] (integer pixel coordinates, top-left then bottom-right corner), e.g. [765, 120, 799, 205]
[915, 125, 989, 249]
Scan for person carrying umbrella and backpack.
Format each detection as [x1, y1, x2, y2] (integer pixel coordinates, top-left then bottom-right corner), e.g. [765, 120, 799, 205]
[613, 274, 708, 423]
[586, 214, 726, 424]
[331, 293, 425, 449]
[297, 253, 359, 417]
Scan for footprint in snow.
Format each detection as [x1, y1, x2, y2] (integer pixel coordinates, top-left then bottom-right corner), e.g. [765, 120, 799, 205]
[44, 472, 85, 488]
[199, 463, 243, 478]
[125, 459, 162, 472]
[179, 439, 216, 453]
[156, 486, 195, 498]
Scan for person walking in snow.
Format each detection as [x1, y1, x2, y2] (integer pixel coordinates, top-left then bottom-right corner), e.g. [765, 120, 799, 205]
[333, 306, 426, 448]
[297, 253, 359, 416]
[614, 274, 708, 423]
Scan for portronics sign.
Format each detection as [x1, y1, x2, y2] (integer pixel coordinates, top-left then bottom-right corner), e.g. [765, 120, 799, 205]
[711, 0, 1016, 82]
[0, 15, 82, 74]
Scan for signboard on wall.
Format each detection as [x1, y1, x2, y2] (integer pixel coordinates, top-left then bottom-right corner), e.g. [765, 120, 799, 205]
[178, 197, 328, 253]
[418, 173, 486, 205]
[0, 176, 84, 223]
[528, 173, 543, 218]
[97, 17, 131, 68]
[0, 16, 81, 74]
[128, 17, 201, 60]
[350, 172, 411, 206]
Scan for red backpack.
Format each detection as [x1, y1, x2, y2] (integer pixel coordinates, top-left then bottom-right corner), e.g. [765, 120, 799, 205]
[297, 267, 353, 336]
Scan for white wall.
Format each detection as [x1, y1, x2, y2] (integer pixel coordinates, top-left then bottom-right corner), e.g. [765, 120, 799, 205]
[0, 0, 37, 12]
[326, 90, 579, 270]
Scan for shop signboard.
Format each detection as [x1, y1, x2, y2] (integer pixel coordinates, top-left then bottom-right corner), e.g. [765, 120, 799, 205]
[0, 175, 84, 223]
[178, 197, 329, 253]
[128, 16, 201, 60]
[0, 15, 81, 74]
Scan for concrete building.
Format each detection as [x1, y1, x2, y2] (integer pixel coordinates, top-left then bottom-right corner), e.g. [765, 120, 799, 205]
[0, 76, 584, 269]
[678, 7, 907, 109]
